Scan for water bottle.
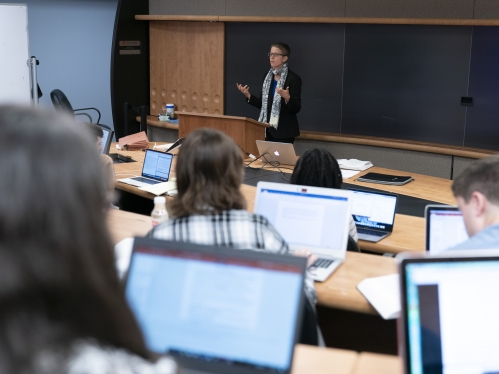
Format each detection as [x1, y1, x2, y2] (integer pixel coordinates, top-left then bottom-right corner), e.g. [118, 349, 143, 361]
[166, 103, 175, 119]
[151, 196, 168, 227]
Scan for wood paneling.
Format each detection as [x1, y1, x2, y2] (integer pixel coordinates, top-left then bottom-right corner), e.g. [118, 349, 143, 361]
[138, 14, 499, 26]
[149, 21, 224, 116]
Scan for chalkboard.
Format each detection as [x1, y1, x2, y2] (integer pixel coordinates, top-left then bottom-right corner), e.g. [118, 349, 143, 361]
[0, 4, 31, 105]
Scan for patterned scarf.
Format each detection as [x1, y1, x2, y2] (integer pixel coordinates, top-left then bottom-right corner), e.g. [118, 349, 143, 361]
[258, 63, 289, 129]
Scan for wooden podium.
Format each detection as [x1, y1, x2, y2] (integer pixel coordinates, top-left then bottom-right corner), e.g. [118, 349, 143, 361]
[177, 112, 269, 156]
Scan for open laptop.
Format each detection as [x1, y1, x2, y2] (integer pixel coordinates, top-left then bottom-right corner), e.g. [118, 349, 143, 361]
[398, 251, 499, 374]
[349, 188, 398, 242]
[126, 237, 306, 374]
[256, 140, 298, 166]
[118, 149, 173, 188]
[100, 126, 114, 155]
[254, 181, 352, 282]
[425, 205, 469, 254]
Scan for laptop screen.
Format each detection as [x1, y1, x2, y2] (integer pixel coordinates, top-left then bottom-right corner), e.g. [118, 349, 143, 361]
[141, 149, 173, 182]
[99, 127, 114, 155]
[426, 206, 468, 253]
[255, 185, 350, 251]
[402, 256, 499, 374]
[126, 240, 304, 372]
[349, 189, 397, 231]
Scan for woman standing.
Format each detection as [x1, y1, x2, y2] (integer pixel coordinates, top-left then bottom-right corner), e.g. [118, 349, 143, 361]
[237, 42, 302, 144]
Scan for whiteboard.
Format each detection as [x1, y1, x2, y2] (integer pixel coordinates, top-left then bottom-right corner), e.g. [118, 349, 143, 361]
[0, 3, 31, 105]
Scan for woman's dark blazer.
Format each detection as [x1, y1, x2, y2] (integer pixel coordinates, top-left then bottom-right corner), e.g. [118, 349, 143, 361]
[247, 69, 302, 139]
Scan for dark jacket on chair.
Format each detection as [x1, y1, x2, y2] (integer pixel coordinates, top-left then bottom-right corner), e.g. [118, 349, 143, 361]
[248, 69, 302, 139]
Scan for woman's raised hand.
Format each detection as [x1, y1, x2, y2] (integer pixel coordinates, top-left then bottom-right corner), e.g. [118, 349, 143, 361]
[236, 83, 251, 99]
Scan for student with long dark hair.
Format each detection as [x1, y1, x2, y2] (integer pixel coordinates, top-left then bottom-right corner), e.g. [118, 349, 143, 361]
[0, 106, 176, 373]
[290, 148, 358, 242]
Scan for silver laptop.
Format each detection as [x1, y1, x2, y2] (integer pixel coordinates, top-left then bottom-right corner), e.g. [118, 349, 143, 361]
[254, 181, 352, 282]
[398, 250, 499, 374]
[126, 237, 306, 374]
[349, 189, 398, 242]
[256, 140, 298, 166]
[118, 149, 173, 188]
[425, 205, 469, 254]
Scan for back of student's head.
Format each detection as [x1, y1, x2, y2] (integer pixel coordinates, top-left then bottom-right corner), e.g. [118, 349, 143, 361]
[0, 106, 148, 371]
[170, 128, 246, 217]
[452, 155, 499, 204]
[290, 148, 342, 189]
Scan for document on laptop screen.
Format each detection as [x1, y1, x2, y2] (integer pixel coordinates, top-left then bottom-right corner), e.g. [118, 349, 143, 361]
[142, 151, 172, 181]
[126, 248, 302, 371]
[256, 189, 349, 249]
[405, 261, 499, 374]
[428, 211, 468, 253]
[351, 191, 397, 226]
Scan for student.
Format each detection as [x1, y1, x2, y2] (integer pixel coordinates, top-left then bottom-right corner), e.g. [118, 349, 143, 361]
[290, 148, 358, 242]
[451, 155, 499, 250]
[149, 128, 316, 304]
[0, 106, 176, 373]
[85, 123, 115, 203]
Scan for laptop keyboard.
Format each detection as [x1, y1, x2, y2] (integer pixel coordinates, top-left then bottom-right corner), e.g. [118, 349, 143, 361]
[131, 177, 158, 185]
[311, 258, 334, 268]
[357, 228, 386, 237]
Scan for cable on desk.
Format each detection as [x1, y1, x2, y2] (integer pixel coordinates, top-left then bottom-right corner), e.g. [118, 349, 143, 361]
[246, 152, 291, 182]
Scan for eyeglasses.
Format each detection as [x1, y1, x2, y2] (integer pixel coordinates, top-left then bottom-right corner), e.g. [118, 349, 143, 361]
[268, 52, 285, 58]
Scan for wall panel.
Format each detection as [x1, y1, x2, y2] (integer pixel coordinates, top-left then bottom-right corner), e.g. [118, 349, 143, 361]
[345, 0, 473, 19]
[149, 1, 224, 16]
[149, 21, 224, 116]
[342, 24, 472, 145]
[464, 26, 499, 150]
[225, 0, 345, 17]
[473, 1, 499, 19]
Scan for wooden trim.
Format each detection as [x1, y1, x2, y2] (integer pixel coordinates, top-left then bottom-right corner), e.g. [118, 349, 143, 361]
[136, 14, 499, 26]
[298, 131, 498, 159]
[177, 112, 269, 127]
[139, 117, 497, 159]
[139, 115, 179, 130]
[135, 14, 218, 21]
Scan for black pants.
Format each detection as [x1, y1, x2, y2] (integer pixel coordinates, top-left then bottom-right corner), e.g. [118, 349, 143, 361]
[265, 129, 295, 144]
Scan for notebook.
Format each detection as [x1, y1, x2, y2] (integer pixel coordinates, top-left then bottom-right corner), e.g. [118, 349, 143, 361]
[126, 237, 307, 374]
[425, 205, 469, 254]
[118, 149, 173, 188]
[357, 173, 413, 186]
[349, 189, 398, 242]
[254, 181, 352, 282]
[256, 140, 298, 166]
[398, 250, 499, 374]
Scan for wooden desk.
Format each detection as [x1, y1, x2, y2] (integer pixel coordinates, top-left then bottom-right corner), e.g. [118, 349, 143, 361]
[346, 167, 455, 206]
[111, 144, 426, 254]
[293, 345, 358, 374]
[106, 209, 397, 314]
[352, 352, 403, 374]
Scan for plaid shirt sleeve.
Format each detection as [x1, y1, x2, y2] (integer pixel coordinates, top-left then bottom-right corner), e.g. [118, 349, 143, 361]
[148, 210, 316, 304]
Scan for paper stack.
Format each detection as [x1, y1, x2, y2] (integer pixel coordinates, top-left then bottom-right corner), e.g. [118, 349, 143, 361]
[357, 274, 400, 320]
[118, 131, 149, 151]
[337, 159, 373, 172]
[138, 181, 177, 196]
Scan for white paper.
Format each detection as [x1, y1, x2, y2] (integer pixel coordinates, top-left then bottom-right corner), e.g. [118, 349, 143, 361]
[114, 237, 134, 279]
[153, 143, 174, 150]
[357, 274, 400, 319]
[341, 169, 360, 179]
[138, 181, 177, 196]
[337, 159, 373, 171]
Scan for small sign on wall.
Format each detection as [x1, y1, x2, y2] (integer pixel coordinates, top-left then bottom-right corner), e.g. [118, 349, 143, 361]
[119, 41, 141, 55]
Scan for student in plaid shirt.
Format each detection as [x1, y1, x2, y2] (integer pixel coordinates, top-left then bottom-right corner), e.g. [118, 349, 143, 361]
[149, 128, 317, 304]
